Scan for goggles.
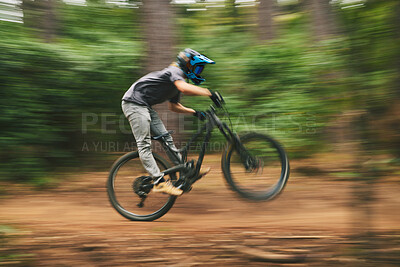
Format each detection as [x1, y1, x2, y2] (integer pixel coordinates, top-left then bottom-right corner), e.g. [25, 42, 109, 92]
[193, 65, 204, 75]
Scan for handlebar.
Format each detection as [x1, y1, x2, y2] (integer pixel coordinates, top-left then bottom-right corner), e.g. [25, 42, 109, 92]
[207, 91, 229, 121]
[210, 90, 225, 108]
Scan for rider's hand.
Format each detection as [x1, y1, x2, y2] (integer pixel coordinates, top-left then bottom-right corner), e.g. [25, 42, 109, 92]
[208, 90, 224, 108]
[193, 110, 207, 121]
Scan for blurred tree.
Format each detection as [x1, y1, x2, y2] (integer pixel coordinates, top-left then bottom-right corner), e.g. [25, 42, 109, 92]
[142, 0, 175, 72]
[21, 0, 58, 42]
[2, 0, 399, 182]
[225, 0, 239, 30]
[257, 0, 276, 41]
[226, 0, 237, 17]
[141, 0, 182, 141]
[392, 0, 400, 156]
[306, 0, 338, 40]
[395, 0, 400, 97]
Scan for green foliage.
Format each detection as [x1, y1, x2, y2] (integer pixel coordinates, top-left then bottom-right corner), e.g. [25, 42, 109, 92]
[0, 5, 142, 181]
[182, 31, 349, 156]
[0, 0, 399, 181]
[181, 1, 399, 157]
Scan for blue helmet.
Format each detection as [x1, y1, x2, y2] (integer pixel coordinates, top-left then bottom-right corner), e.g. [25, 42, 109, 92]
[177, 48, 215, 85]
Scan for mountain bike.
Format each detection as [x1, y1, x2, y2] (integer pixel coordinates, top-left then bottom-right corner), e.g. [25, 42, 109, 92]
[107, 93, 290, 221]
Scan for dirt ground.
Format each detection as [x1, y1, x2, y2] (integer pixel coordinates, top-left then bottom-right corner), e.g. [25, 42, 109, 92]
[1, 153, 399, 266]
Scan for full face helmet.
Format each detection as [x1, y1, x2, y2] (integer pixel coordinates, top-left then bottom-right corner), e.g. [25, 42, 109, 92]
[176, 48, 215, 85]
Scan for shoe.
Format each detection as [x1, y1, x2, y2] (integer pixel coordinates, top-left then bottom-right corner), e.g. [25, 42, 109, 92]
[152, 180, 183, 196]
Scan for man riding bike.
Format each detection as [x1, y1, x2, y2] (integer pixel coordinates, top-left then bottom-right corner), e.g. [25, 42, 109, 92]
[122, 48, 219, 196]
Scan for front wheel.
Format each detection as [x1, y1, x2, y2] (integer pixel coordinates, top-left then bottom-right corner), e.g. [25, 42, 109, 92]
[107, 151, 177, 221]
[221, 132, 290, 201]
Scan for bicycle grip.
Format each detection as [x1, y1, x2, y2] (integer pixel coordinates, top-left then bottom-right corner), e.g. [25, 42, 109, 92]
[210, 90, 225, 108]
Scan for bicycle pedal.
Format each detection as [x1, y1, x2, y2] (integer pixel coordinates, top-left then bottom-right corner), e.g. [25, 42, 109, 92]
[184, 186, 192, 193]
[176, 181, 192, 193]
[181, 182, 193, 193]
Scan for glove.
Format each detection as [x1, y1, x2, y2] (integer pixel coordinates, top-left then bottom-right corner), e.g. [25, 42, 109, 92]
[209, 90, 224, 108]
[193, 110, 207, 121]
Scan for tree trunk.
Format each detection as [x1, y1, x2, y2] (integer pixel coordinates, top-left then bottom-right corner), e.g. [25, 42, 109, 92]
[257, 0, 275, 41]
[226, 0, 238, 29]
[21, 0, 58, 42]
[395, 0, 400, 97]
[392, 0, 400, 156]
[142, 0, 175, 72]
[141, 0, 182, 142]
[308, 0, 337, 40]
[43, 0, 57, 42]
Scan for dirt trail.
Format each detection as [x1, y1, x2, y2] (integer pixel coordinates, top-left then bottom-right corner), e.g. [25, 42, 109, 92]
[1, 154, 399, 266]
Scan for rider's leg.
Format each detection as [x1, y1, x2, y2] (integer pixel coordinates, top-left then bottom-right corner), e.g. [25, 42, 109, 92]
[122, 101, 182, 196]
[149, 107, 210, 178]
[149, 107, 182, 165]
[122, 101, 163, 178]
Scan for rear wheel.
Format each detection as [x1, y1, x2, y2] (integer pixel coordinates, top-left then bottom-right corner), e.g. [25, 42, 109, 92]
[107, 151, 177, 221]
[222, 132, 290, 201]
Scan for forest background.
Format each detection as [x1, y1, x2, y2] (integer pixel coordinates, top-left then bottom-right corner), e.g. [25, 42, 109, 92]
[0, 0, 399, 185]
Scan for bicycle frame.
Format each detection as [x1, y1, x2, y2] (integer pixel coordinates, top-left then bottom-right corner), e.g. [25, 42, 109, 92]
[157, 106, 238, 180]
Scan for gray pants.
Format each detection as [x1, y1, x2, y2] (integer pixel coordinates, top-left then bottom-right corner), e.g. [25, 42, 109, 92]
[122, 101, 181, 178]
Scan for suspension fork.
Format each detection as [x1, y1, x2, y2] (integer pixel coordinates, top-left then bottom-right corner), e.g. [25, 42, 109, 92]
[219, 122, 258, 171]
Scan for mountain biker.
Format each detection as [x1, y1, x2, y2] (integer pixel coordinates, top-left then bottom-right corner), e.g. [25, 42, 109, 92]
[122, 48, 220, 196]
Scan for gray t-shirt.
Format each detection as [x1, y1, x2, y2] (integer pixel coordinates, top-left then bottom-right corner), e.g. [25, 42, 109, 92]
[122, 65, 185, 107]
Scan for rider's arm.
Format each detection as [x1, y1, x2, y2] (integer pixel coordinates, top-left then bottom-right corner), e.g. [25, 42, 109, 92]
[174, 80, 212, 96]
[168, 102, 196, 114]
